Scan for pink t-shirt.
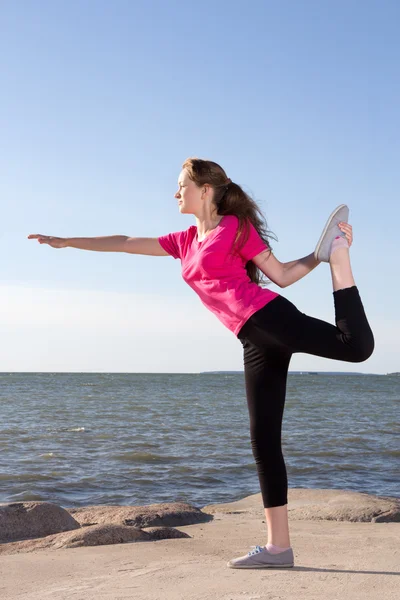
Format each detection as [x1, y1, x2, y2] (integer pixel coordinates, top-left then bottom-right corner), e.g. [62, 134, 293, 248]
[158, 214, 280, 337]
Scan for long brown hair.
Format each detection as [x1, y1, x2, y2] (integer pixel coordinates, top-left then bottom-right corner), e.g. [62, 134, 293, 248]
[182, 157, 278, 287]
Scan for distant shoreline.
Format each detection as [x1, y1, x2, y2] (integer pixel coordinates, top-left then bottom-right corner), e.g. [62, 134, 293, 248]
[1, 371, 398, 375]
[201, 371, 396, 375]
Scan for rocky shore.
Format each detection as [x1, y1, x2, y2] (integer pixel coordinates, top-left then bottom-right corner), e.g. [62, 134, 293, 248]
[1, 488, 399, 599]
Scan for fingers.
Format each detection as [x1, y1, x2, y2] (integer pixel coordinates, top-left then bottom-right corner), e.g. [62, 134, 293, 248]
[338, 222, 353, 246]
[27, 234, 51, 244]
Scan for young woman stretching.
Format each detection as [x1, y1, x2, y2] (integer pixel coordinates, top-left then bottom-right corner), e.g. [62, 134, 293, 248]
[28, 157, 374, 569]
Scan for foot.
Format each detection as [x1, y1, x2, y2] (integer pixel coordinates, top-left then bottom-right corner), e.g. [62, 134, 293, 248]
[314, 204, 349, 263]
[329, 233, 349, 261]
[227, 544, 294, 569]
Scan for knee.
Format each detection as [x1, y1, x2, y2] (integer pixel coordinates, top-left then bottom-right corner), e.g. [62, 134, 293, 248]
[352, 333, 375, 363]
[250, 433, 283, 462]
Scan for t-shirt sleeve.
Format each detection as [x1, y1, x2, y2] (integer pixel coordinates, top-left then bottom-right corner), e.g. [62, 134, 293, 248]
[239, 220, 270, 262]
[158, 230, 186, 260]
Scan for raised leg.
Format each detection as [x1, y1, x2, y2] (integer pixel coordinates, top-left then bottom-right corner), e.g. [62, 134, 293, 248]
[329, 244, 355, 291]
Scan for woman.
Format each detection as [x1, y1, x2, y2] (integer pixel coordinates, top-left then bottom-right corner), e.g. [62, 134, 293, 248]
[28, 157, 374, 569]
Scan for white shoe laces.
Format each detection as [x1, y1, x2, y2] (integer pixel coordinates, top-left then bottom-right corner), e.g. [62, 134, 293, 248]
[248, 545, 264, 556]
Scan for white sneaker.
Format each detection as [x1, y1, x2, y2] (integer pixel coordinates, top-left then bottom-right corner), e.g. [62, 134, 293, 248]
[314, 204, 349, 263]
[227, 544, 294, 569]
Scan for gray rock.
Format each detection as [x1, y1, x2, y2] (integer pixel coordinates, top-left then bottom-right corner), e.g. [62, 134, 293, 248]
[202, 488, 400, 522]
[287, 489, 400, 522]
[51, 523, 150, 549]
[0, 501, 81, 543]
[3, 488, 396, 557]
[0, 523, 190, 555]
[66, 501, 212, 528]
[0, 500, 204, 555]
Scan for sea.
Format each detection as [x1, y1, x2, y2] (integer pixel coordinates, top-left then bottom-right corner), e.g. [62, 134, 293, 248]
[0, 372, 398, 510]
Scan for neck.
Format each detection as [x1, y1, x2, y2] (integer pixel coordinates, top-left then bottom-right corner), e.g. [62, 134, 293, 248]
[195, 214, 223, 238]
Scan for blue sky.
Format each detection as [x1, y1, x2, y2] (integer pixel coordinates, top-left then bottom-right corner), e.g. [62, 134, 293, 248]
[1, 0, 399, 373]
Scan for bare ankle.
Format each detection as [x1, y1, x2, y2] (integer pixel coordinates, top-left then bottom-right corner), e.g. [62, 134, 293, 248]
[329, 245, 350, 265]
[267, 539, 291, 548]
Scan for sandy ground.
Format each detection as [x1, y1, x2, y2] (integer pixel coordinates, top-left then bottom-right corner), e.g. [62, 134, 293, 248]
[1, 492, 399, 600]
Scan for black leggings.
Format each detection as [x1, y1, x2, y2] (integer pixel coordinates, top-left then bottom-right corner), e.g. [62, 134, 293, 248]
[237, 285, 374, 509]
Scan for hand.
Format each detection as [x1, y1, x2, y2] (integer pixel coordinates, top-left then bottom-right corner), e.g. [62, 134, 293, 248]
[338, 222, 353, 247]
[27, 234, 68, 249]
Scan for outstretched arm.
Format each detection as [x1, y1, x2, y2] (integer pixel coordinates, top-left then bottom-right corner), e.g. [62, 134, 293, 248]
[27, 234, 169, 255]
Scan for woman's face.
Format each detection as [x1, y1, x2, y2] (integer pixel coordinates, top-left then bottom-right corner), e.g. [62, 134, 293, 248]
[175, 169, 210, 214]
[175, 170, 198, 214]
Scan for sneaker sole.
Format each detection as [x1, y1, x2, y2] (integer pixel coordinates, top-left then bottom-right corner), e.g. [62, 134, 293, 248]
[227, 562, 294, 569]
[314, 204, 349, 262]
[226, 562, 294, 569]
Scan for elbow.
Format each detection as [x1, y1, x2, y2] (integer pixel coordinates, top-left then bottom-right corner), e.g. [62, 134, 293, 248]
[278, 272, 287, 288]
[268, 277, 286, 289]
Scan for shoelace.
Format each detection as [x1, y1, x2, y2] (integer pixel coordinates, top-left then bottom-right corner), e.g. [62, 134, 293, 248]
[248, 545, 264, 556]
